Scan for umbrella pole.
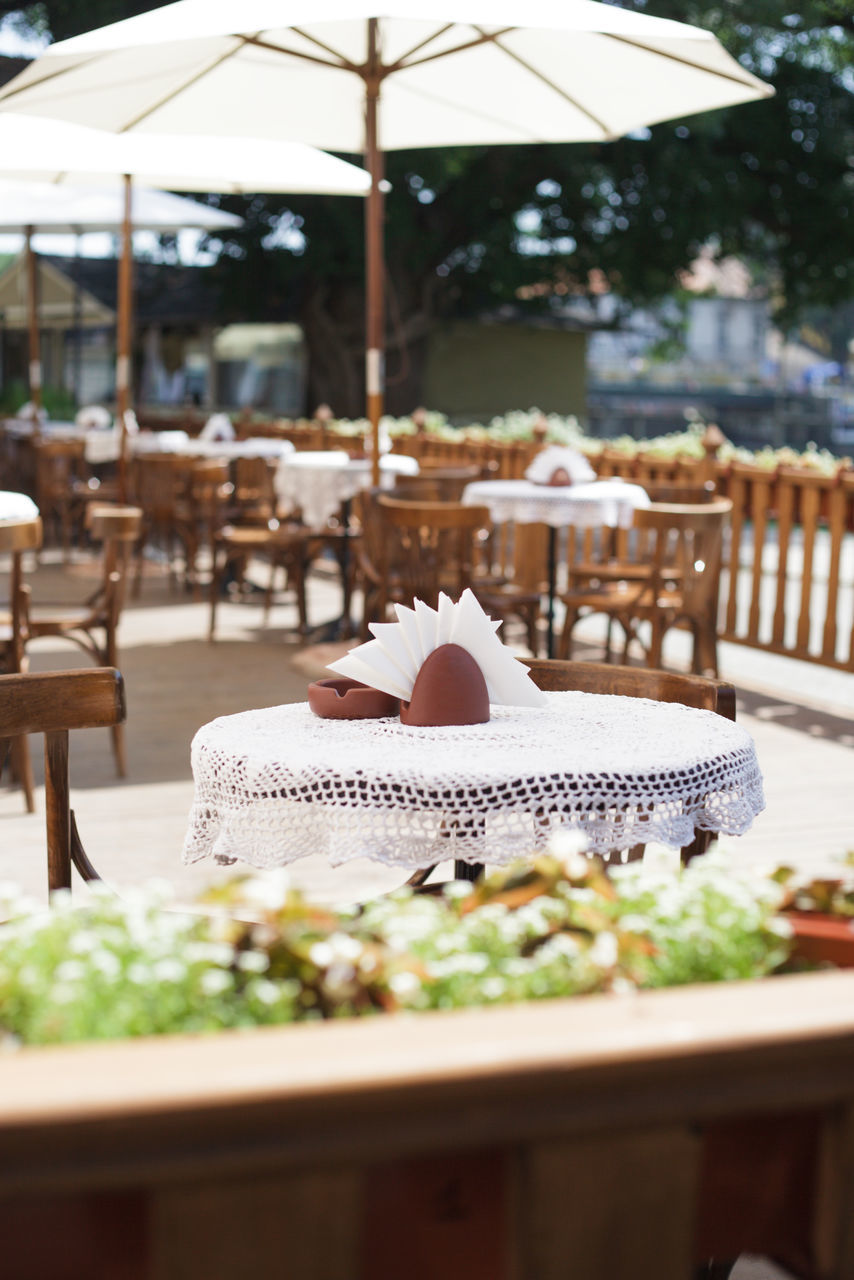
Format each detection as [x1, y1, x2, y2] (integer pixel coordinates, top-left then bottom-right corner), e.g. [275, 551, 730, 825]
[24, 227, 42, 422]
[116, 173, 133, 501]
[365, 18, 384, 487]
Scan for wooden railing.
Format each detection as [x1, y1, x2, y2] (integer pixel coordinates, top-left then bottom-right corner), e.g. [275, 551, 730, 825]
[134, 410, 854, 672]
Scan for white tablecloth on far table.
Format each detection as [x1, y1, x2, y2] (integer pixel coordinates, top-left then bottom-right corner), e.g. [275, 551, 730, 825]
[461, 477, 650, 529]
[0, 490, 39, 523]
[274, 451, 418, 528]
[130, 432, 295, 461]
[1, 417, 121, 465]
[183, 691, 765, 872]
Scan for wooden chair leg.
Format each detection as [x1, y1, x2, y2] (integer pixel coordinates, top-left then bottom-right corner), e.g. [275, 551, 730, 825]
[681, 830, 714, 865]
[110, 722, 127, 778]
[44, 729, 71, 893]
[209, 545, 223, 642]
[70, 810, 103, 884]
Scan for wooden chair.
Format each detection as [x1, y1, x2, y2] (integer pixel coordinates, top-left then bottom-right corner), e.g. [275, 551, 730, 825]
[393, 464, 484, 502]
[0, 515, 42, 811]
[523, 657, 736, 862]
[642, 480, 717, 504]
[26, 505, 141, 776]
[374, 495, 492, 615]
[0, 667, 125, 893]
[558, 499, 733, 676]
[130, 452, 197, 595]
[32, 437, 89, 558]
[231, 455, 278, 525]
[209, 517, 312, 639]
[368, 495, 540, 651]
[175, 459, 234, 597]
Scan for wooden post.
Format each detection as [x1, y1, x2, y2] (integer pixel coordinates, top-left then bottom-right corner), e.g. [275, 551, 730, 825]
[364, 19, 385, 486]
[24, 228, 42, 418]
[116, 173, 133, 501]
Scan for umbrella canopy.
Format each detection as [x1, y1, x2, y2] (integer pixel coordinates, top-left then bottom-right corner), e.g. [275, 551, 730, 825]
[0, 177, 243, 235]
[0, 115, 368, 455]
[0, 176, 241, 430]
[0, 0, 774, 477]
[0, 113, 371, 198]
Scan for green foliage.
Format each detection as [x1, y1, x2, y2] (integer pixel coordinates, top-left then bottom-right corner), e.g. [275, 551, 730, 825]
[0, 850, 795, 1047]
[0, 378, 74, 417]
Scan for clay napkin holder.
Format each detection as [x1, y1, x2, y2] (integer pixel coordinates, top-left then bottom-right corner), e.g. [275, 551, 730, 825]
[399, 644, 489, 727]
[308, 677, 399, 720]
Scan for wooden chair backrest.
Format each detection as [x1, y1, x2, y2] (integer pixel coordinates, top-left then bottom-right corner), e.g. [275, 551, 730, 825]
[633, 499, 732, 616]
[522, 657, 736, 721]
[130, 453, 194, 519]
[0, 667, 126, 892]
[642, 481, 717, 504]
[375, 496, 491, 609]
[232, 456, 276, 511]
[394, 465, 483, 502]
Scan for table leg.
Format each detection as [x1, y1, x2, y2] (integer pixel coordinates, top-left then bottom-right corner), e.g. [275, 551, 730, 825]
[546, 526, 557, 659]
[306, 499, 356, 641]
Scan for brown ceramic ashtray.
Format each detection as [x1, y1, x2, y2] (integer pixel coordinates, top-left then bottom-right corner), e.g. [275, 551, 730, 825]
[307, 677, 399, 720]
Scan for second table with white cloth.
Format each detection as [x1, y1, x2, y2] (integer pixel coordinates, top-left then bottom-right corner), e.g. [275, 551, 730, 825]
[273, 450, 418, 529]
[462, 477, 651, 655]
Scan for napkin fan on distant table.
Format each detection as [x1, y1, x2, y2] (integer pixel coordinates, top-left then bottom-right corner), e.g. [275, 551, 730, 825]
[75, 404, 113, 430]
[310, 589, 545, 725]
[199, 413, 235, 442]
[525, 445, 595, 487]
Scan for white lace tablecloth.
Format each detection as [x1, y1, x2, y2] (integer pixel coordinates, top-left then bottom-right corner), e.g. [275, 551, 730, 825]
[462, 478, 650, 529]
[0, 490, 39, 524]
[274, 451, 419, 528]
[183, 692, 765, 872]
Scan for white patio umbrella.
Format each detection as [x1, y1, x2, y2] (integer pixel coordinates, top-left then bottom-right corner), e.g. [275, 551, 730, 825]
[0, 114, 369, 454]
[0, 177, 241, 425]
[0, 0, 774, 480]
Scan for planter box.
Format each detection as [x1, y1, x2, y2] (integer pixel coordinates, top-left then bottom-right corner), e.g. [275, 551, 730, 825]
[787, 911, 854, 969]
[1, 970, 854, 1278]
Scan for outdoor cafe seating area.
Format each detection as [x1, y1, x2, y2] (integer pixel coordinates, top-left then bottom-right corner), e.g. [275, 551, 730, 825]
[3, 403, 854, 1280]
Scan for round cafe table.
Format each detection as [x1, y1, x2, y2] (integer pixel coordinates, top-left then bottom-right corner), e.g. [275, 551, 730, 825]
[462, 477, 651, 656]
[274, 450, 418, 530]
[183, 692, 764, 873]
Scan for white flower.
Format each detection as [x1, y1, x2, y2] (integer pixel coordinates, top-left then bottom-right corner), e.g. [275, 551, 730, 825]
[55, 960, 86, 984]
[308, 942, 333, 967]
[236, 950, 269, 974]
[200, 970, 233, 996]
[248, 979, 281, 1006]
[153, 958, 187, 984]
[589, 932, 619, 969]
[388, 971, 421, 997]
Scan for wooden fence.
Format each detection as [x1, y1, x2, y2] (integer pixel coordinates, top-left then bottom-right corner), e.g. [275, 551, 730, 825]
[138, 409, 854, 672]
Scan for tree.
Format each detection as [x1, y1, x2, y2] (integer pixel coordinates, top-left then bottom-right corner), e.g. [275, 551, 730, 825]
[4, 0, 852, 413]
